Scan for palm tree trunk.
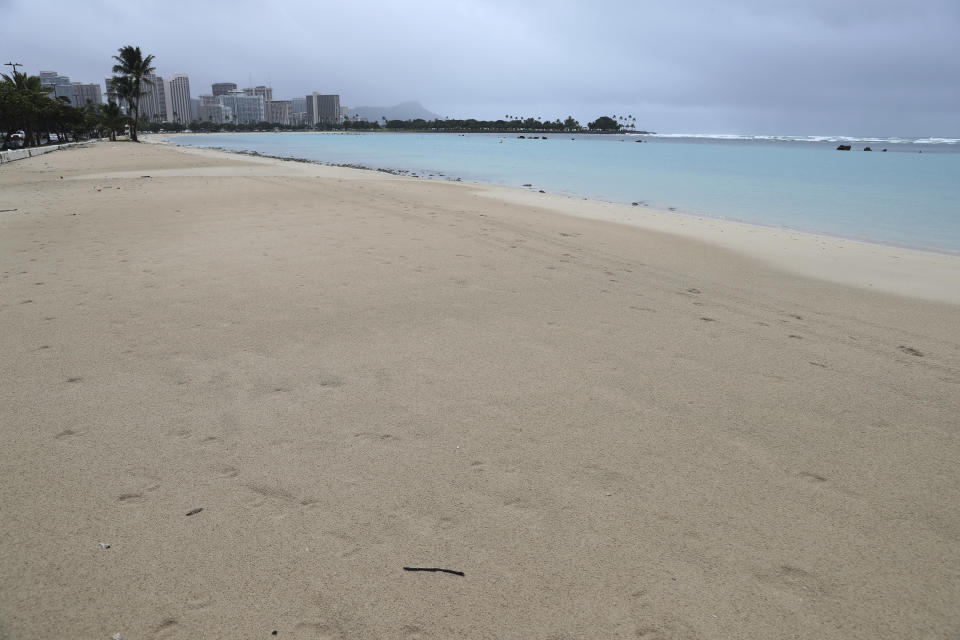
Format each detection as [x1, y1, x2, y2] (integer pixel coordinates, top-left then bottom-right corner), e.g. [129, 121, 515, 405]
[130, 98, 139, 142]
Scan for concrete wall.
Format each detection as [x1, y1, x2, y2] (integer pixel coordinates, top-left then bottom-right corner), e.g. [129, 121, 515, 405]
[0, 140, 97, 165]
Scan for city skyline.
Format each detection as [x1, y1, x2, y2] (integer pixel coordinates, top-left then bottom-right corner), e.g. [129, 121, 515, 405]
[26, 63, 344, 129]
[26, 64, 348, 127]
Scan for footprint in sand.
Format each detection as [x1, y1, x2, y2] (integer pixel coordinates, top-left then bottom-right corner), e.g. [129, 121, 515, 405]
[634, 623, 697, 640]
[184, 595, 213, 610]
[353, 432, 398, 442]
[152, 617, 178, 638]
[319, 375, 345, 387]
[757, 564, 828, 598]
[402, 625, 425, 639]
[215, 465, 239, 479]
[241, 483, 299, 508]
[294, 621, 345, 639]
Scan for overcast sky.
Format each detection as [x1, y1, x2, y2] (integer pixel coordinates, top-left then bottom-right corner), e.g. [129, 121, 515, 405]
[4, 0, 958, 136]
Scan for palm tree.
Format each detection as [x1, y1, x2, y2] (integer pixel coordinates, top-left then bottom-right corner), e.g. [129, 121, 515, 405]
[109, 75, 135, 136]
[111, 45, 156, 142]
[100, 101, 126, 141]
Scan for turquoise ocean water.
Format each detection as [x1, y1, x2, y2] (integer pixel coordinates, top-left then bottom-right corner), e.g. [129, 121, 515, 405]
[170, 132, 960, 253]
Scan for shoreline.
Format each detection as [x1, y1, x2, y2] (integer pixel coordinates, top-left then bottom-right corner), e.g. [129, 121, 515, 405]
[149, 135, 960, 305]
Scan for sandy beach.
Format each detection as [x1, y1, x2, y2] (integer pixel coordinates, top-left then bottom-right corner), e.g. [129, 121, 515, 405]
[1, 141, 958, 639]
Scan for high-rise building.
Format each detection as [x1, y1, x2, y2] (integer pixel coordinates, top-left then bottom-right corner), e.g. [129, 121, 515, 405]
[71, 82, 102, 107]
[137, 73, 166, 122]
[104, 76, 129, 113]
[198, 94, 232, 124]
[105, 73, 166, 121]
[212, 82, 237, 97]
[305, 92, 341, 126]
[244, 86, 272, 122]
[104, 77, 119, 107]
[268, 100, 291, 125]
[290, 97, 307, 125]
[39, 71, 73, 103]
[155, 78, 167, 120]
[164, 74, 192, 124]
[198, 103, 230, 124]
[216, 93, 265, 124]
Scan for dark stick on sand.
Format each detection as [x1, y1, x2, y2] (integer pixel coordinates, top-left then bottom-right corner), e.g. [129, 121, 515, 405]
[403, 566, 465, 577]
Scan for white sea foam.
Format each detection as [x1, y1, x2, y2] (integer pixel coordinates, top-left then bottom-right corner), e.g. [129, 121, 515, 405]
[646, 133, 958, 145]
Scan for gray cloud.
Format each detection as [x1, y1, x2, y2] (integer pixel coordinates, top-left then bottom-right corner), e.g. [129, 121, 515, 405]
[3, 0, 957, 135]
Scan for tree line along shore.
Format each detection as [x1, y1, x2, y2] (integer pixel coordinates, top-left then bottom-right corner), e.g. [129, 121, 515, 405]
[144, 116, 652, 135]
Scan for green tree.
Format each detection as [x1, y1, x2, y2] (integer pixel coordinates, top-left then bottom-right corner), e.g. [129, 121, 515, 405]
[1, 70, 53, 146]
[99, 101, 126, 141]
[0, 77, 28, 148]
[111, 45, 156, 142]
[587, 116, 621, 132]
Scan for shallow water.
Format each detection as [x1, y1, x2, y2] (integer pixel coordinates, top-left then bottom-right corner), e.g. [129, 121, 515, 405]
[171, 132, 960, 253]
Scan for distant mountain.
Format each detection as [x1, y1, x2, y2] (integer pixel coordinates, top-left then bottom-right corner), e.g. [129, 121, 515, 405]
[347, 101, 440, 122]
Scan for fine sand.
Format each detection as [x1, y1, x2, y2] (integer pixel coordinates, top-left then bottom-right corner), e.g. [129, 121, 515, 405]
[1, 141, 958, 639]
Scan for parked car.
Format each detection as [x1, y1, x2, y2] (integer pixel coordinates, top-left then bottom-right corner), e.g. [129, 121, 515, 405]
[3, 131, 25, 150]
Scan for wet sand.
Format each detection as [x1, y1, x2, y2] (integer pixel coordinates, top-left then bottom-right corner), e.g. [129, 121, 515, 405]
[1, 141, 958, 639]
